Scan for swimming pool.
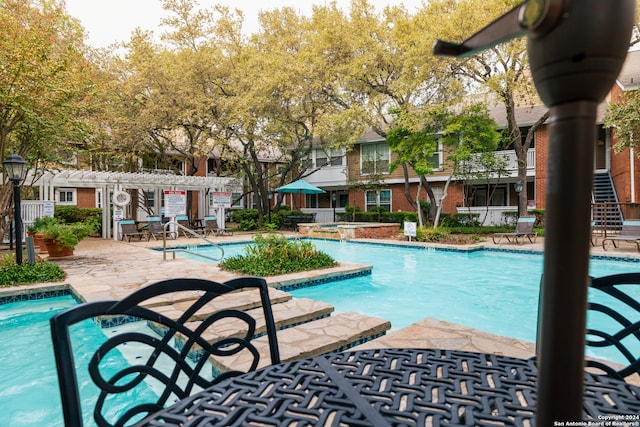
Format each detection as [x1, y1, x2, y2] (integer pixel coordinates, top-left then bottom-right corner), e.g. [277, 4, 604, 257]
[184, 239, 640, 364]
[0, 296, 160, 426]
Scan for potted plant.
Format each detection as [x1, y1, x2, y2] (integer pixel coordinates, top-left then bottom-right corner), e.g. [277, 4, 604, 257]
[41, 222, 94, 257]
[27, 216, 60, 254]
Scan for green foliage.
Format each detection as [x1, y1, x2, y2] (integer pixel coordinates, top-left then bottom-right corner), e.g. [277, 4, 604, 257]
[438, 212, 481, 227]
[27, 215, 60, 233]
[336, 210, 418, 224]
[264, 222, 279, 232]
[41, 222, 94, 249]
[414, 227, 481, 244]
[219, 234, 337, 276]
[501, 210, 545, 226]
[0, 255, 65, 287]
[415, 227, 450, 242]
[54, 206, 102, 234]
[239, 220, 257, 231]
[231, 209, 259, 224]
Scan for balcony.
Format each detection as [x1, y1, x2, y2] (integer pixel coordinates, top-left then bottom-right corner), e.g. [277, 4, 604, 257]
[463, 149, 535, 175]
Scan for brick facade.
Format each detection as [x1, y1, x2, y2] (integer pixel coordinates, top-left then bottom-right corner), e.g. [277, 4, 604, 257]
[76, 188, 95, 209]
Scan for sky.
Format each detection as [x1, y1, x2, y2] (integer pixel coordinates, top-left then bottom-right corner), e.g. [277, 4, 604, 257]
[65, 0, 426, 49]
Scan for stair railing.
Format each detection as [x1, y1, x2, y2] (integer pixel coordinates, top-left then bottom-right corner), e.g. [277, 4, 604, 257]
[162, 221, 224, 261]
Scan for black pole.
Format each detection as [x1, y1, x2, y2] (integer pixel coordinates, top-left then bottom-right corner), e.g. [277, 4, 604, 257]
[536, 101, 595, 423]
[13, 180, 22, 265]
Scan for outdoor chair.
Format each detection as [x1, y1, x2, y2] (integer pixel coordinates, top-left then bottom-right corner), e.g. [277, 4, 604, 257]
[146, 216, 175, 240]
[586, 273, 640, 382]
[175, 215, 196, 238]
[49, 276, 281, 427]
[119, 219, 149, 242]
[203, 216, 233, 237]
[492, 216, 537, 244]
[601, 220, 640, 252]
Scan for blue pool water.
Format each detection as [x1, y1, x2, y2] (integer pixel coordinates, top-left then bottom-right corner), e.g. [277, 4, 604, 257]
[185, 239, 640, 364]
[0, 296, 158, 427]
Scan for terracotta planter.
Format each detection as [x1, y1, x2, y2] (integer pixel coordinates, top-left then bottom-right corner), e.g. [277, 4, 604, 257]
[43, 238, 74, 258]
[34, 233, 48, 253]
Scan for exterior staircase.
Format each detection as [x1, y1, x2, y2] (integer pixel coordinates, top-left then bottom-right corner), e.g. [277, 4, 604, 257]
[593, 171, 624, 231]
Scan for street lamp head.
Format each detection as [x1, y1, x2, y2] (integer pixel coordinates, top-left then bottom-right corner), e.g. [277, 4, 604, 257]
[514, 180, 524, 193]
[3, 153, 27, 183]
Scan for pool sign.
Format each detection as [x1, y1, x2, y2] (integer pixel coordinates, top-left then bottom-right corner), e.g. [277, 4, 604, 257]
[211, 192, 232, 208]
[404, 221, 417, 239]
[163, 190, 187, 216]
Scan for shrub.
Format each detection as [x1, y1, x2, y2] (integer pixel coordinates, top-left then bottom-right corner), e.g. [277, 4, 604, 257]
[219, 234, 337, 276]
[41, 222, 95, 249]
[0, 255, 65, 287]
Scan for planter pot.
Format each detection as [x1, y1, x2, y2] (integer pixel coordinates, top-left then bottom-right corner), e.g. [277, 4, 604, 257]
[43, 238, 74, 258]
[34, 233, 48, 253]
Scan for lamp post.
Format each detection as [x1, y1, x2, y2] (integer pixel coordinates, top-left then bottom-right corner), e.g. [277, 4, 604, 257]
[332, 192, 337, 222]
[3, 154, 27, 265]
[514, 180, 523, 217]
[267, 191, 272, 224]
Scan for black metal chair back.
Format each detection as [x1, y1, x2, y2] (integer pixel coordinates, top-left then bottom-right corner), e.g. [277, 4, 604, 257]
[50, 277, 280, 427]
[586, 273, 640, 381]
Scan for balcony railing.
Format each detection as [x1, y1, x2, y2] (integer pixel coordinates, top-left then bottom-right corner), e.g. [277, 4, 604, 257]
[462, 149, 535, 174]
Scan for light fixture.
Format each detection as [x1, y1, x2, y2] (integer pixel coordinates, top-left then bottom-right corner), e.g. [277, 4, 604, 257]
[514, 180, 523, 193]
[3, 153, 28, 265]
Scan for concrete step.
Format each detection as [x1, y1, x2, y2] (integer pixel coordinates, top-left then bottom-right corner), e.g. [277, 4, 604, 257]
[150, 287, 292, 322]
[209, 311, 392, 374]
[175, 298, 335, 358]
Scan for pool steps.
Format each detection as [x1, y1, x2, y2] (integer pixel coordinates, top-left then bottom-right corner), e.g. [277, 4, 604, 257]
[145, 286, 391, 372]
[208, 311, 392, 374]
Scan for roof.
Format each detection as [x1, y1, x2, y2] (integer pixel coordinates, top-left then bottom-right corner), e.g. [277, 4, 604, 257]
[25, 169, 240, 191]
[616, 49, 640, 90]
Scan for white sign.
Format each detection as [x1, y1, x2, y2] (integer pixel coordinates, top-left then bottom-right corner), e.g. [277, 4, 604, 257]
[113, 209, 124, 221]
[211, 191, 232, 208]
[43, 201, 55, 217]
[164, 190, 187, 216]
[404, 221, 417, 237]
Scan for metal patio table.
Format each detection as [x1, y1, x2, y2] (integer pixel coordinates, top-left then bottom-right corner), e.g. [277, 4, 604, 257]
[138, 348, 640, 426]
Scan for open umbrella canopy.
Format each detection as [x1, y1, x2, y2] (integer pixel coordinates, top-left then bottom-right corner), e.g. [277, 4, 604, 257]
[276, 179, 325, 194]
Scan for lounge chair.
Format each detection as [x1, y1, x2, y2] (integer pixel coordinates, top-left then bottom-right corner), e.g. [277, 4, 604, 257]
[119, 219, 149, 242]
[146, 216, 175, 240]
[602, 220, 640, 252]
[49, 276, 281, 427]
[492, 216, 537, 244]
[175, 215, 197, 238]
[203, 215, 233, 236]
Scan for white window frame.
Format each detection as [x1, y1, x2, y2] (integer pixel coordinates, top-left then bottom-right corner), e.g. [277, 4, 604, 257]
[57, 188, 76, 205]
[365, 189, 392, 212]
[360, 142, 390, 175]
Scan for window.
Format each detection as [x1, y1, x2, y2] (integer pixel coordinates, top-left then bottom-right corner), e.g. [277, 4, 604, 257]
[426, 139, 443, 170]
[330, 148, 344, 166]
[315, 150, 328, 167]
[57, 189, 75, 205]
[361, 142, 390, 175]
[144, 191, 155, 208]
[310, 148, 344, 168]
[365, 189, 391, 212]
[231, 192, 242, 208]
[467, 185, 507, 207]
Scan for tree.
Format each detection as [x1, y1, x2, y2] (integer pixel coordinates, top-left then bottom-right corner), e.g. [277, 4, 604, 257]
[426, 0, 549, 218]
[0, 0, 96, 239]
[387, 108, 449, 224]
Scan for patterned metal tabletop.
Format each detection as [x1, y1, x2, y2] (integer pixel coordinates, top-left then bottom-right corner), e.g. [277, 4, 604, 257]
[139, 348, 640, 426]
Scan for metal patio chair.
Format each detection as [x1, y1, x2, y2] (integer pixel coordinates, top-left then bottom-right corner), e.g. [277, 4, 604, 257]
[586, 273, 640, 382]
[49, 277, 281, 427]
